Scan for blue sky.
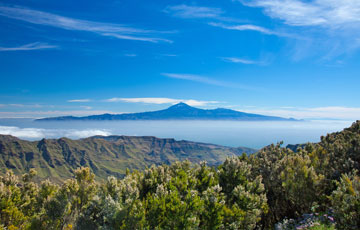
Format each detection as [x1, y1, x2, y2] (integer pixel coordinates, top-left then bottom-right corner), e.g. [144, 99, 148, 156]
[1, 0, 360, 120]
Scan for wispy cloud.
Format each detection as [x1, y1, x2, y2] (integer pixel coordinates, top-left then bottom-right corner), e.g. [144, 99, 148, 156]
[124, 53, 137, 57]
[105, 97, 219, 106]
[165, 5, 224, 19]
[0, 5, 172, 43]
[163, 73, 231, 88]
[0, 110, 113, 118]
[80, 106, 92, 110]
[210, 22, 273, 34]
[160, 54, 178, 57]
[101, 33, 173, 43]
[8, 104, 25, 107]
[165, 4, 284, 38]
[209, 22, 294, 38]
[240, 0, 360, 29]
[238, 0, 360, 59]
[162, 73, 255, 90]
[67, 99, 91, 103]
[164, 4, 246, 23]
[0, 42, 57, 51]
[0, 104, 43, 108]
[221, 57, 259, 65]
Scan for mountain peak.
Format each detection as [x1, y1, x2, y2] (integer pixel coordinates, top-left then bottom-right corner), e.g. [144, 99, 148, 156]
[168, 102, 192, 109]
[36, 102, 296, 121]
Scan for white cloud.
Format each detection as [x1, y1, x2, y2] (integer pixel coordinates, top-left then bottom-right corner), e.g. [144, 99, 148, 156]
[165, 4, 293, 38]
[237, 0, 360, 59]
[164, 5, 224, 19]
[80, 106, 92, 110]
[0, 104, 43, 108]
[240, 106, 360, 120]
[8, 104, 25, 107]
[162, 73, 233, 88]
[209, 22, 293, 38]
[67, 99, 91, 103]
[0, 42, 57, 51]
[221, 57, 258, 64]
[162, 73, 257, 90]
[165, 4, 295, 43]
[164, 4, 247, 23]
[102, 33, 173, 43]
[66, 129, 111, 139]
[221, 56, 272, 65]
[0, 5, 171, 43]
[241, 0, 360, 28]
[0, 125, 111, 139]
[161, 54, 178, 57]
[210, 22, 273, 34]
[105, 97, 219, 106]
[124, 53, 137, 57]
[0, 126, 45, 139]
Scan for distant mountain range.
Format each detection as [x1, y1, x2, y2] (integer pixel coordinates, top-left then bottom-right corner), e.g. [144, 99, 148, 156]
[0, 134, 255, 182]
[36, 102, 297, 121]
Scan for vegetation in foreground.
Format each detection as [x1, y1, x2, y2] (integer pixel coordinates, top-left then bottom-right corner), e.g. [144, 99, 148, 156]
[1, 121, 360, 229]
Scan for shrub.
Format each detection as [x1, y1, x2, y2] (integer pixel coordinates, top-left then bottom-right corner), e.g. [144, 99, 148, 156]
[330, 172, 360, 230]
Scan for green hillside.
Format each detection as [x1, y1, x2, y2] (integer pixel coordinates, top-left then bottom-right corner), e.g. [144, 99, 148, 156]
[0, 135, 255, 182]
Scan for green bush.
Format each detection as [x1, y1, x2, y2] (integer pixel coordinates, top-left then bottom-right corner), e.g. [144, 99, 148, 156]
[330, 172, 360, 230]
[0, 160, 269, 230]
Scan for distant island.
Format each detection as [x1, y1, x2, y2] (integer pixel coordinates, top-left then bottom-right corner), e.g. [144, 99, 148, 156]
[36, 102, 297, 121]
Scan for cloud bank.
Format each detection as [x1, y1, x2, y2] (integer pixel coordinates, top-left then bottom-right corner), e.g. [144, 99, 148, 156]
[0, 125, 111, 139]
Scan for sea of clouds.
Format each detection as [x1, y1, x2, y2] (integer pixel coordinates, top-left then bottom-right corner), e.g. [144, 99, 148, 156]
[0, 125, 111, 140]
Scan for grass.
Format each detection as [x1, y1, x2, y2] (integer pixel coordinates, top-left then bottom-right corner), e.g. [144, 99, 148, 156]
[310, 223, 335, 230]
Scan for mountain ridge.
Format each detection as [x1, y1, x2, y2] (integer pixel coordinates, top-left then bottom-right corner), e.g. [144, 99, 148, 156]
[36, 102, 297, 121]
[0, 134, 256, 182]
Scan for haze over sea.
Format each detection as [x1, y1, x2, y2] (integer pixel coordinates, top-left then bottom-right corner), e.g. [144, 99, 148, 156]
[0, 119, 352, 149]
